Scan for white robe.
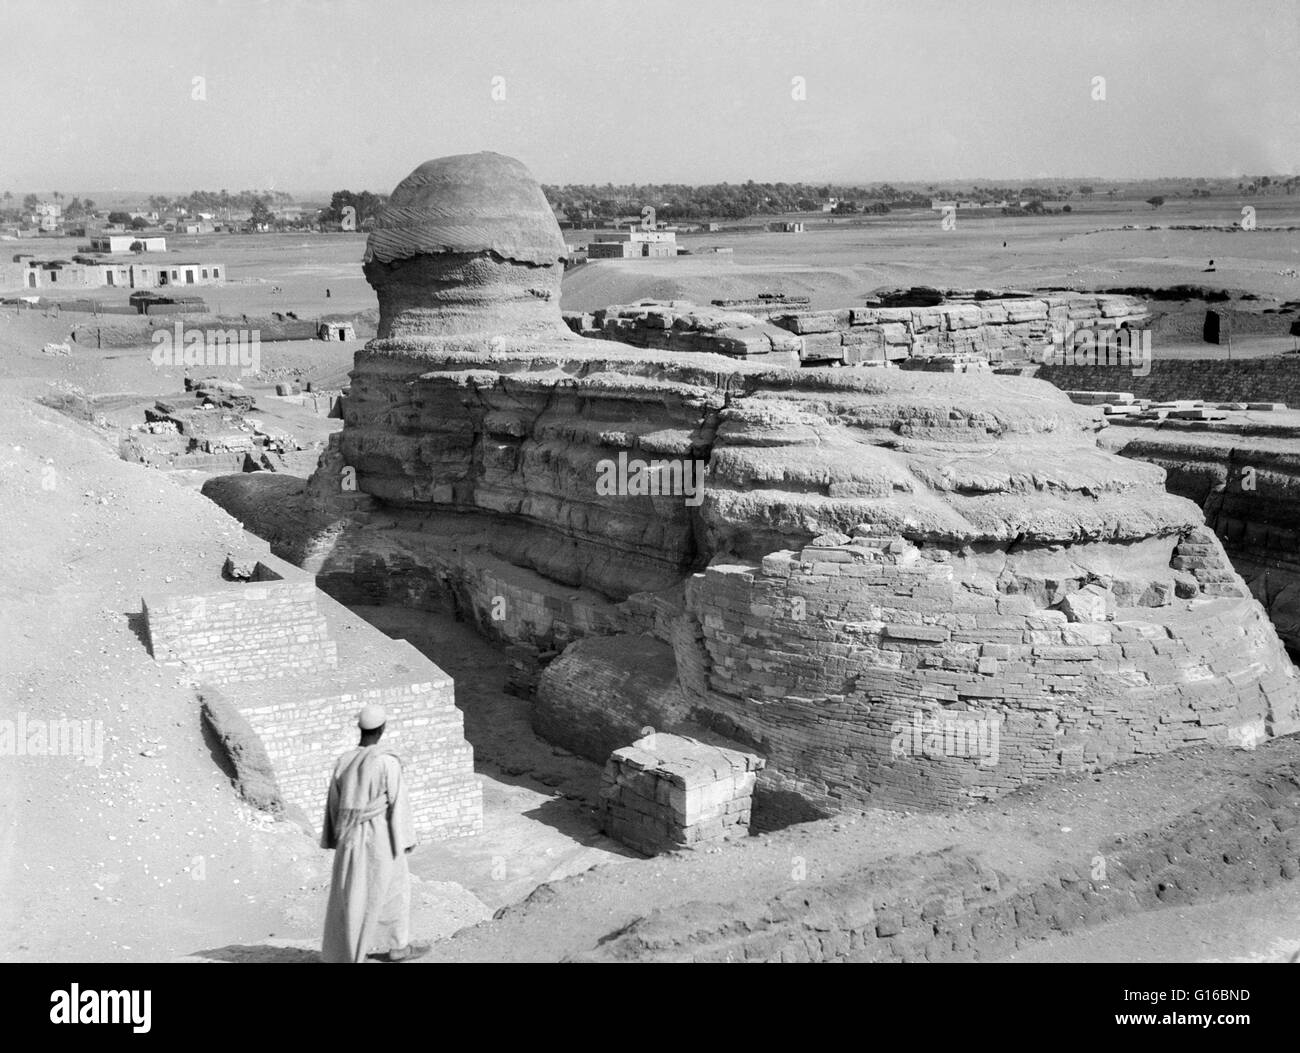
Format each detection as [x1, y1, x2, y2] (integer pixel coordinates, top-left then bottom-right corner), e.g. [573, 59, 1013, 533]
[319, 746, 416, 963]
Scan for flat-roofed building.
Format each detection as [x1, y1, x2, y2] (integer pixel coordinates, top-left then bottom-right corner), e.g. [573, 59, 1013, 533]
[90, 234, 167, 253]
[7, 256, 227, 290]
[587, 226, 678, 259]
[130, 261, 226, 288]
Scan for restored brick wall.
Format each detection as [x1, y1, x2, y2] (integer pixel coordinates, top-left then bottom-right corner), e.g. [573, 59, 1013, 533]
[681, 534, 1298, 811]
[143, 577, 337, 684]
[142, 555, 483, 841]
[234, 662, 481, 839]
[1038, 357, 1300, 404]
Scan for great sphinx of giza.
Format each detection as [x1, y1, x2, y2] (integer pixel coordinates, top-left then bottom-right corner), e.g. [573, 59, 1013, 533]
[206, 151, 1300, 821]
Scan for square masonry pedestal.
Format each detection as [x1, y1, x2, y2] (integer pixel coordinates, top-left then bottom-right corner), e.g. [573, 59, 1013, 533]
[599, 733, 765, 855]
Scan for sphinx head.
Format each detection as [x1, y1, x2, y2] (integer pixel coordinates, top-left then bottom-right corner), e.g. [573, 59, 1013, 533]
[363, 151, 569, 340]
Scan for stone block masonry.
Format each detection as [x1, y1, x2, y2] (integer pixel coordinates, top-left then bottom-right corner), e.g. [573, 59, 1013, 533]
[564, 294, 1148, 367]
[143, 569, 338, 685]
[1038, 357, 1300, 406]
[233, 658, 480, 839]
[680, 534, 1298, 812]
[600, 733, 764, 855]
[141, 551, 482, 841]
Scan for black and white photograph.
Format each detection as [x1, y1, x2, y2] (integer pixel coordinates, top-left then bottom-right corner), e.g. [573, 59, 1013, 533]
[1, 0, 1298, 1013]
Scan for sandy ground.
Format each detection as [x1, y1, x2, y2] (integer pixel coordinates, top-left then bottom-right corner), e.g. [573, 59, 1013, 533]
[417, 735, 1300, 963]
[561, 198, 1300, 311]
[0, 312, 636, 963]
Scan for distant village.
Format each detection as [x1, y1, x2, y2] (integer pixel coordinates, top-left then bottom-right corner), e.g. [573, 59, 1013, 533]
[0, 190, 369, 299]
[0, 192, 341, 240]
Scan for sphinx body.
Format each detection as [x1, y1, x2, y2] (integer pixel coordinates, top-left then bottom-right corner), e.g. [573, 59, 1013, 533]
[208, 151, 1300, 818]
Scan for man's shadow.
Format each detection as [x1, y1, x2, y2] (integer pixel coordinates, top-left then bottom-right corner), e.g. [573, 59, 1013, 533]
[188, 944, 321, 963]
[189, 944, 418, 963]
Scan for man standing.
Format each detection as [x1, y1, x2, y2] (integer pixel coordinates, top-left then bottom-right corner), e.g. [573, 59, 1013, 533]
[320, 704, 428, 963]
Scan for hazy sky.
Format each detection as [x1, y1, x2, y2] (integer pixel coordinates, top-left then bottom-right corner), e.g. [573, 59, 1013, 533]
[1, 0, 1296, 194]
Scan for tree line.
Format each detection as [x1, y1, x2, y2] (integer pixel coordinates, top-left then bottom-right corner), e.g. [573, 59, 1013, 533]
[541, 182, 936, 222]
[4, 173, 1296, 232]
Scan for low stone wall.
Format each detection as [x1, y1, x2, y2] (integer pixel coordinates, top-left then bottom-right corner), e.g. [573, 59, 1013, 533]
[71, 318, 320, 348]
[566, 294, 1148, 366]
[565, 303, 802, 365]
[123, 445, 250, 472]
[1038, 357, 1300, 405]
[66, 311, 376, 350]
[257, 448, 324, 474]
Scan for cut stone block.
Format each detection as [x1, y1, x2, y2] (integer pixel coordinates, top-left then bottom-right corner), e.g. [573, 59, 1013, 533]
[1059, 584, 1115, 623]
[599, 733, 765, 856]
